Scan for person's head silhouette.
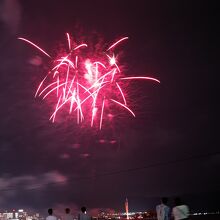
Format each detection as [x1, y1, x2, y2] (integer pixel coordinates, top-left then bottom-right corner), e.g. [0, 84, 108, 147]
[48, 208, 53, 215]
[174, 197, 182, 206]
[161, 197, 168, 205]
[81, 207, 86, 214]
[65, 208, 70, 214]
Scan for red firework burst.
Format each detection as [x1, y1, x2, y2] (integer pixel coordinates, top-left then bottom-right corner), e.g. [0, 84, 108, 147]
[18, 34, 160, 130]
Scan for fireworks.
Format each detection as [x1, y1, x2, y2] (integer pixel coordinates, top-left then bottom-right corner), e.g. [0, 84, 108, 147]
[18, 34, 160, 130]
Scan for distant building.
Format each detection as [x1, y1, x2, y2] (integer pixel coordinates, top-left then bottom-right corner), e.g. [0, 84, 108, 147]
[0, 210, 42, 220]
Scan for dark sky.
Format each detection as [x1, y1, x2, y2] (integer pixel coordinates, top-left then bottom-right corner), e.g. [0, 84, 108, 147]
[0, 0, 219, 215]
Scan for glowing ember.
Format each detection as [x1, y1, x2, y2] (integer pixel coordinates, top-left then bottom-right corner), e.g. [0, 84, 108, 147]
[18, 34, 160, 130]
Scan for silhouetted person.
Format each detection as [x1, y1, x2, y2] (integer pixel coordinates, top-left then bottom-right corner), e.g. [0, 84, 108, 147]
[46, 209, 57, 220]
[156, 197, 170, 220]
[172, 197, 189, 220]
[63, 208, 73, 220]
[78, 207, 91, 220]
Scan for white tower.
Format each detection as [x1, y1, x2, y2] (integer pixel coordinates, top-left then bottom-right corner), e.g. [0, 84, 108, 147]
[125, 198, 129, 219]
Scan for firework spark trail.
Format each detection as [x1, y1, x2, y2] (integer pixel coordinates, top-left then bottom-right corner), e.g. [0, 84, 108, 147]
[110, 99, 136, 117]
[100, 99, 105, 130]
[38, 81, 58, 97]
[18, 35, 160, 129]
[42, 82, 67, 99]
[18, 37, 51, 58]
[120, 76, 161, 83]
[66, 33, 71, 51]
[73, 44, 87, 50]
[107, 36, 129, 51]
[35, 75, 49, 97]
[116, 82, 127, 105]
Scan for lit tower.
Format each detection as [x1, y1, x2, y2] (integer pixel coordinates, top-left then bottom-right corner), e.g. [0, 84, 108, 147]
[125, 198, 129, 219]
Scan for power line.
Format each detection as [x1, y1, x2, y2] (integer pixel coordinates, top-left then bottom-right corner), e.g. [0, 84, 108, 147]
[1, 151, 219, 192]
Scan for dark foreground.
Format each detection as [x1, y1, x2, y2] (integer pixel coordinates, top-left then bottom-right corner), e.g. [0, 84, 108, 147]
[190, 214, 220, 220]
[142, 215, 220, 220]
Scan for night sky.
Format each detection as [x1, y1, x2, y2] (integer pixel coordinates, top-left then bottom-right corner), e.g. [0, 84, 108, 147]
[0, 0, 219, 216]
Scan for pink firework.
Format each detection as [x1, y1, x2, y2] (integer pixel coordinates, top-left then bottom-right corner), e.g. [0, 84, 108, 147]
[18, 34, 160, 130]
